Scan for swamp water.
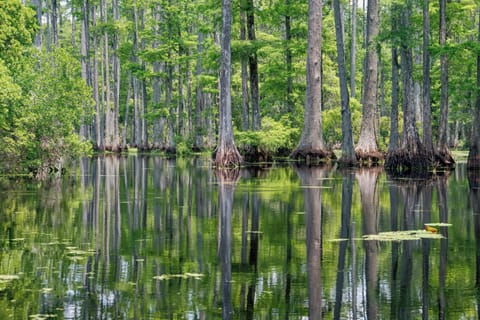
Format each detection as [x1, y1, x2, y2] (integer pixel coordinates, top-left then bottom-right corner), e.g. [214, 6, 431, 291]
[0, 155, 479, 319]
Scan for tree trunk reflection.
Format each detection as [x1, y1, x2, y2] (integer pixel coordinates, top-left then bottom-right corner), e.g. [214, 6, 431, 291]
[334, 170, 354, 319]
[356, 168, 381, 320]
[295, 165, 329, 319]
[216, 169, 240, 319]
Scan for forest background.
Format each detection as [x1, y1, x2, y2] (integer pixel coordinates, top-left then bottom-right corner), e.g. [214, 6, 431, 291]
[1, 0, 480, 177]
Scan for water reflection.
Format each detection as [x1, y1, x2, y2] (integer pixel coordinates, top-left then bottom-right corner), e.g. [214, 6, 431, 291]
[295, 165, 329, 319]
[216, 169, 239, 319]
[1, 156, 480, 319]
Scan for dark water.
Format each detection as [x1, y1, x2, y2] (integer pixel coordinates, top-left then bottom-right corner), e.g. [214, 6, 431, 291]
[0, 155, 479, 319]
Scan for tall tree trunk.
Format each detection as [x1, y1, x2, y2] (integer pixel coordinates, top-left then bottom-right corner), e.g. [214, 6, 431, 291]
[32, 0, 43, 47]
[467, 9, 480, 169]
[386, 1, 430, 173]
[290, 0, 334, 163]
[152, 4, 165, 150]
[333, 0, 356, 166]
[102, 0, 114, 151]
[423, 0, 434, 157]
[51, 0, 58, 47]
[214, 0, 242, 167]
[388, 44, 400, 152]
[246, 0, 260, 130]
[240, 0, 250, 130]
[355, 0, 382, 163]
[437, 0, 454, 165]
[111, 0, 121, 151]
[80, 0, 91, 140]
[285, 0, 293, 113]
[193, 30, 205, 150]
[92, 5, 102, 150]
[350, 0, 357, 98]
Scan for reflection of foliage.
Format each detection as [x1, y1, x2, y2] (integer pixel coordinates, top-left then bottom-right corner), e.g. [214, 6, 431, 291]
[0, 157, 478, 318]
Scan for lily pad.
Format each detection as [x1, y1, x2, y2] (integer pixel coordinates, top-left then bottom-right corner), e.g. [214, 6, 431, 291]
[153, 273, 204, 281]
[0, 275, 20, 282]
[424, 223, 452, 227]
[362, 230, 445, 241]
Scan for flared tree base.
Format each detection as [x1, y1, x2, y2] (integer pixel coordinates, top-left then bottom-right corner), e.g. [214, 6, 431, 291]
[290, 147, 336, 165]
[436, 148, 455, 168]
[354, 149, 384, 165]
[338, 154, 358, 167]
[214, 144, 242, 168]
[385, 148, 432, 175]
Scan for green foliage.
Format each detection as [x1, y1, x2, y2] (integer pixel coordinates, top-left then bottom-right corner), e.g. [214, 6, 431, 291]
[0, 47, 93, 176]
[234, 117, 300, 155]
[0, 0, 37, 66]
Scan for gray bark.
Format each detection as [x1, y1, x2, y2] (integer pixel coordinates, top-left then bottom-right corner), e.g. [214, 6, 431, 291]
[388, 6, 400, 152]
[355, 0, 382, 161]
[333, 0, 356, 165]
[246, 0, 260, 130]
[290, 0, 333, 162]
[350, 0, 357, 98]
[193, 31, 205, 150]
[467, 10, 480, 169]
[437, 0, 454, 164]
[240, 0, 249, 130]
[80, 0, 91, 140]
[423, 0, 434, 155]
[214, 0, 242, 167]
[51, 0, 58, 46]
[285, 0, 293, 113]
[92, 5, 102, 150]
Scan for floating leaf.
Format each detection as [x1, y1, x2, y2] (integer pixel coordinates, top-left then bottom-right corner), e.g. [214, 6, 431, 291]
[153, 273, 204, 281]
[424, 223, 452, 227]
[0, 275, 20, 281]
[328, 238, 349, 242]
[362, 230, 445, 241]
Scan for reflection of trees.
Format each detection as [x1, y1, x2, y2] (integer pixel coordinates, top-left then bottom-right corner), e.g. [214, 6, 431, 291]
[356, 167, 381, 320]
[436, 175, 449, 320]
[468, 171, 480, 319]
[295, 165, 329, 319]
[389, 175, 438, 320]
[215, 169, 240, 320]
[334, 170, 354, 320]
[397, 180, 419, 320]
[422, 182, 433, 320]
[389, 182, 400, 319]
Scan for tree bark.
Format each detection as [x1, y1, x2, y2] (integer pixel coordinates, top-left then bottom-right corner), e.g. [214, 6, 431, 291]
[246, 0, 260, 130]
[423, 0, 434, 157]
[92, 5, 102, 150]
[355, 0, 383, 163]
[437, 0, 454, 166]
[214, 0, 242, 168]
[240, 0, 249, 130]
[285, 0, 293, 113]
[350, 0, 357, 98]
[193, 30, 205, 150]
[388, 5, 400, 153]
[290, 0, 334, 163]
[386, 2, 430, 174]
[467, 9, 480, 169]
[333, 0, 356, 166]
[80, 0, 91, 140]
[51, 0, 58, 47]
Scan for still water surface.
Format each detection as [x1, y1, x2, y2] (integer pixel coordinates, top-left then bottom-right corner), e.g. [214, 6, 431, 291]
[1, 156, 479, 319]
